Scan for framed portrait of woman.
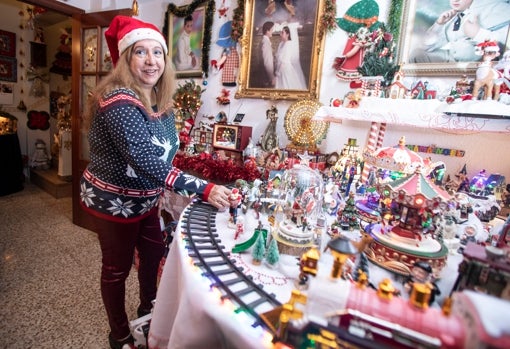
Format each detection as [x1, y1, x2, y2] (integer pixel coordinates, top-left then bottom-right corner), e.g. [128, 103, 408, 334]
[397, 0, 510, 76]
[164, 0, 214, 78]
[236, 0, 326, 100]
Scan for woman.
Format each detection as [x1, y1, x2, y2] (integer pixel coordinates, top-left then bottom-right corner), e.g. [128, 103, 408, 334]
[80, 16, 231, 349]
[274, 25, 307, 90]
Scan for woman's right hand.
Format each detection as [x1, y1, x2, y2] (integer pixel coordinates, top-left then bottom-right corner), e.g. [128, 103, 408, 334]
[207, 185, 232, 210]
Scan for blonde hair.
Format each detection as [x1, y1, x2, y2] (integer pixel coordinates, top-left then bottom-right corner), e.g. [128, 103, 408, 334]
[83, 44, 176, 131]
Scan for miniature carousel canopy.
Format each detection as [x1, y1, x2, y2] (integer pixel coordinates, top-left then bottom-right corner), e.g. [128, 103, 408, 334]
[363, 136, 424, 174]
[383, 169, 451, 210]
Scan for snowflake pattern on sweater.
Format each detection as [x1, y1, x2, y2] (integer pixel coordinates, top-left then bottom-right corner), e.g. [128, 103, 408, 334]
[80, 88, 211, 220]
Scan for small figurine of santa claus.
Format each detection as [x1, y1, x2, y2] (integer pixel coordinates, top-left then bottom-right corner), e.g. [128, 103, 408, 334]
[228, 188, 242, 226]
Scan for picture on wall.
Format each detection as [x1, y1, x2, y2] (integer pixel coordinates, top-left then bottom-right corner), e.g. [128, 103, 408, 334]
[0, 82, 14, 104]
[164, 0, 214, 78]
[236, 0, 326, 100]
[0, 30, 16, 57]
[397, 0, 510, 76]
[0, 56, 17, 82]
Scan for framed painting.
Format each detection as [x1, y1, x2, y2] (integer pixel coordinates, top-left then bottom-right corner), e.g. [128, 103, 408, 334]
[0, 56, 17, 82]
[164, 0, 214, 78]
[396, 0, 510, 76]
[0, 30, 16, 57]
[236, 0, 326, 100]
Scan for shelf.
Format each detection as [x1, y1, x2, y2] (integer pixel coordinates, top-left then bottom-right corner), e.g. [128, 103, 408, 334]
[314, 98, 510, 133]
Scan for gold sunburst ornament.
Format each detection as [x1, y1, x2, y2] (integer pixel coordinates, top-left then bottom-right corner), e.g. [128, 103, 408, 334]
[284, 100, 329, 151]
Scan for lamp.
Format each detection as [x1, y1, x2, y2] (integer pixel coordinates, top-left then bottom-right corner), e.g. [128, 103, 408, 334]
[327, 236, 357, 280]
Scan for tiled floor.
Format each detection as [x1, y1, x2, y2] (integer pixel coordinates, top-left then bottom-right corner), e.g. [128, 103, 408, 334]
[0, 183, 138, 349]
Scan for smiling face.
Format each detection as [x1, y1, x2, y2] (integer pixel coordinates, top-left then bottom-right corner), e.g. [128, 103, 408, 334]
[129, 39, 165, 95]
[449, 0, 474, 12]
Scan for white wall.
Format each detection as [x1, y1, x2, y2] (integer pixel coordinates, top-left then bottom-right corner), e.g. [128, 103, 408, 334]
[0, 0, 53, 172]
[2, 0, 509, 181]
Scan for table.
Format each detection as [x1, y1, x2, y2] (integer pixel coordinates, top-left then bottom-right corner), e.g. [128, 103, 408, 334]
[148, 202, 290, 349]
[314, 98, 510, 133]
[148, 200, 471, 349]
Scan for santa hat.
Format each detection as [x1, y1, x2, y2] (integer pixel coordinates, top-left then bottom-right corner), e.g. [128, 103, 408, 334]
[105, 15, 168, 66]
[337, 0, 381, 34]
[475, 39, 500, 55]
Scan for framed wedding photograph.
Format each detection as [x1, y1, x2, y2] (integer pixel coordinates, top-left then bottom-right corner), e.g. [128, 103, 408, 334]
[396, 0, 510, 76]
[236, 0, 326, 100]
[165, 0, 213, 78]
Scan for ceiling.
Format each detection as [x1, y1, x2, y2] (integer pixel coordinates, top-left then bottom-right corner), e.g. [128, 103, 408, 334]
[35, 10, 69, 26]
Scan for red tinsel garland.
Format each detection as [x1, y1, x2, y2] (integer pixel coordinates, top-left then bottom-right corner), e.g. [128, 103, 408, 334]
[173, 152, 261, 184]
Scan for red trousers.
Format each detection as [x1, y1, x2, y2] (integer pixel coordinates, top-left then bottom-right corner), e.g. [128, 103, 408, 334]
[86, 207, 165, 340]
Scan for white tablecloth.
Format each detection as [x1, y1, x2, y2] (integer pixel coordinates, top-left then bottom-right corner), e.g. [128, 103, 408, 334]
[314, 98, 510, 133]
[147, 202, 476, 348]
[148, 208, 292, 349]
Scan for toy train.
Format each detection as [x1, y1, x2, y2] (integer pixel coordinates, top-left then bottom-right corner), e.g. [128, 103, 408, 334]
[269, 276, 510, 349]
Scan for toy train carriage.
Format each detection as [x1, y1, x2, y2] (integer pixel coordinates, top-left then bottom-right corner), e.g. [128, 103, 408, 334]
[276, 278, 510, 349]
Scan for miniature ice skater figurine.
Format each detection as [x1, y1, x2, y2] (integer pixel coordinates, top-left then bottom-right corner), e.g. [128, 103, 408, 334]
[403, 261, 441, 305]
[228, 188, 242, 227]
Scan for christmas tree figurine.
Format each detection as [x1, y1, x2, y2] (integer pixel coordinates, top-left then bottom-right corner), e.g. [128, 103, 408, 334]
[265, 238, 280, 266]
[252, 230, 266, 265]
[336, 192, 361, 231]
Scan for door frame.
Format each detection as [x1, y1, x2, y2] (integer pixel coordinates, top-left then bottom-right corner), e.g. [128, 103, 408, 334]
[18, 0, 132, 230]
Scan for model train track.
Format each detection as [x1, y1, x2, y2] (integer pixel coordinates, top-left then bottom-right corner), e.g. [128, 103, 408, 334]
[181, 200, 282, 332]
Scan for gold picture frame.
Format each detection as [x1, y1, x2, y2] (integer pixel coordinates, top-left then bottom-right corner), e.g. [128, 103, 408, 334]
[164, 0, 214, 78]
[235, 0, 326, 100]
[396, 0, 510, 76]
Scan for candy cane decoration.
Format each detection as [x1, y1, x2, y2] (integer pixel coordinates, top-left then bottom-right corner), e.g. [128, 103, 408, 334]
[361, 121, 380, 183]
[376, 123, 387, 149]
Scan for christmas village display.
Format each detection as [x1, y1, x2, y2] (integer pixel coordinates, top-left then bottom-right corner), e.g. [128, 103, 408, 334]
[168, 26, 510, 346]
[154, 1, 510, 347]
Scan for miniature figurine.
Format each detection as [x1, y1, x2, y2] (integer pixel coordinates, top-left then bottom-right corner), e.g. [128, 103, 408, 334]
[234, 216, 244, 240]
[30, 139, 51, 170]
[403, 261, 441, 305]
[243, 178, 262, 214]
[260, 105, 279, 152]
[472, 40, 504, 100]
[228, 188, 242, 226]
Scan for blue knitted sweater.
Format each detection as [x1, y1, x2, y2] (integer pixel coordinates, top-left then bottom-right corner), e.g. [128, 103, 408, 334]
[80, 88, 212, 220]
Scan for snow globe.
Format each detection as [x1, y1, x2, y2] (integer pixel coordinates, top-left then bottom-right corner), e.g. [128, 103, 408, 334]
[273, 152, 324, 256]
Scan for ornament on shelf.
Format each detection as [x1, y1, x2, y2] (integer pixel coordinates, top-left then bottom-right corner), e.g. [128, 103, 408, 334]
[472, 40, 503, 100]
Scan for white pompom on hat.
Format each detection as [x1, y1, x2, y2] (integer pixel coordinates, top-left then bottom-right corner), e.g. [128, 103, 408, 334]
[105, 15, 168, 66]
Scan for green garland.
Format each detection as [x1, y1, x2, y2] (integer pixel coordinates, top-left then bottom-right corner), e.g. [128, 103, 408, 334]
[231, 0, 245, 42]
[163, 0, 215, 77]
[387, 0, 404, 44]
[319, 0, 338, 38]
